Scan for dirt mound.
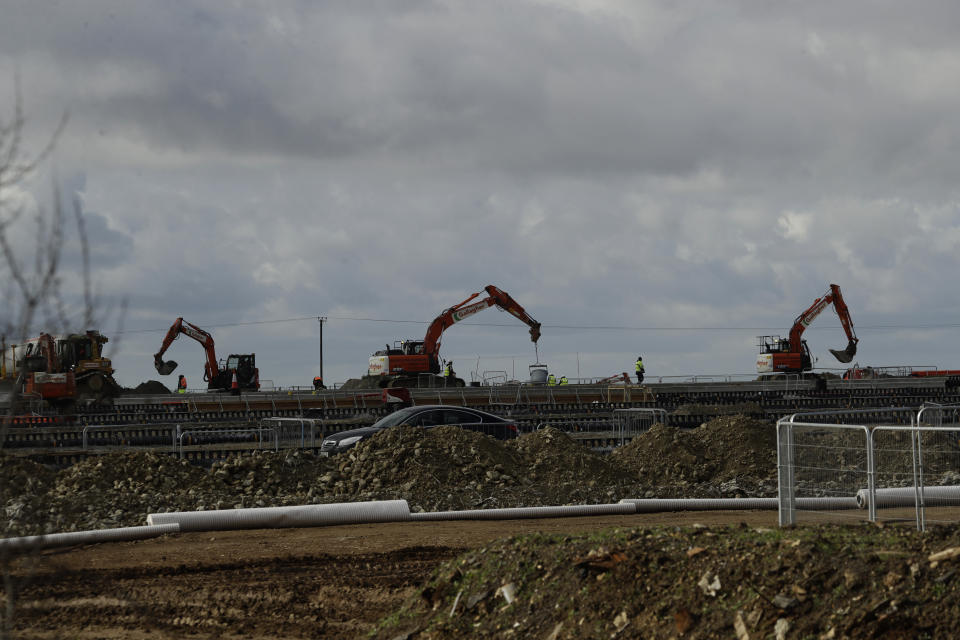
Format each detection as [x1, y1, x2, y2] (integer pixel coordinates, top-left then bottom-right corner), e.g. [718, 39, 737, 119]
[510, 427, 638, 504]
[123, 380, 172, 394]
[317, 425, 641, 510]
[319, 426, 530, 511]
[0, 455, 56, 536]
[209, 448, 334, 507]
[378, 523, 960, 640]
[612, 415, 777, 497]
[0, 455, 55, 502]
[42, 452, 222, 532]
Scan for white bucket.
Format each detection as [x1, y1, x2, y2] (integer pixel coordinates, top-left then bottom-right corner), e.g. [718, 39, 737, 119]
[529, 365, 548, 384]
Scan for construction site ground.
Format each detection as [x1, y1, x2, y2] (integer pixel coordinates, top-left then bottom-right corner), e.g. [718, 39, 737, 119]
[8, 512, 774, 640]
[5, 413, 960, 638]
[10, 512, 960, 639]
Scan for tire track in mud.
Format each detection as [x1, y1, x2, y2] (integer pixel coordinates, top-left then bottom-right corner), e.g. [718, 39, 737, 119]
[10, 546, 464, 639]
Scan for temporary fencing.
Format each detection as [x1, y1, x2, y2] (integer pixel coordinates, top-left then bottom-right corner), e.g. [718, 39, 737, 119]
[259, 417, 322, 448]
[778, 404, 960, 530]
[176, 425, 279, 460]
[612, 408, 668, 447]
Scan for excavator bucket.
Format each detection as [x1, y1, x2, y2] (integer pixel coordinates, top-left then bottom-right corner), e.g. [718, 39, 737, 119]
[154, 356, 178, 376]
[828, 340, 858, 364]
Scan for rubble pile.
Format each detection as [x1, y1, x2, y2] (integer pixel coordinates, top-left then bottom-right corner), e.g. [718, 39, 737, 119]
[0, 457, 56, 537]
[380, 524, 960, 640]
[611, 415, 778, 497]
[0, 456, 55, 504]
[509, 427, 638, 505]
[1, 415, 783, 537]
[43, 454, 221, 533]
[208, 448, 328, 508]
[321, 425, 531, 511]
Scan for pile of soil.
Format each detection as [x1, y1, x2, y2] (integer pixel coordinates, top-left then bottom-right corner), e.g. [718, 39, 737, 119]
[320, 425, 529, 511]
[509, 427, 638, 505]
[43, 454, 220, 532]
[123, 380, 171, 394]
[377, 523, 960, 639]
[612, 415, 778, 497]
[0, 457, 56, 537]
[1, 415, 784, 537]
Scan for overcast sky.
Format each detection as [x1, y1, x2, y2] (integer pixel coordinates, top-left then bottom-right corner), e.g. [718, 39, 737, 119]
[2, 0, 960, 390]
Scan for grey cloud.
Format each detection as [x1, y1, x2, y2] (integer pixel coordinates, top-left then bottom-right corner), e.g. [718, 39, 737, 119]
[5, 1, 960, 387]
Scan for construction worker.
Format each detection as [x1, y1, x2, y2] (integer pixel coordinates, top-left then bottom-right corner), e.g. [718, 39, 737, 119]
[313, 376, 325, 390]
[177, 375, 187, 394]
[444, 361, 455, 386]
[558, 375, 569, 385]
[547, 373, 557, 386]
[635, 355, 645, 384]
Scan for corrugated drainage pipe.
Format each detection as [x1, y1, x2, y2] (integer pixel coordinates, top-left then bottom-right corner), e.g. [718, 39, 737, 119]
[620, 497, 859, 512]
[0, 523, 181, 555]
[147, 499, 411, 532]
[855, 486, 960, 510]
[410, 502, 636, 521]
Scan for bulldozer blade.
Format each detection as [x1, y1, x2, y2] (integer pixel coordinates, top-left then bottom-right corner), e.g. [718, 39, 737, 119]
[155, 359, 178, 376]
[828, 341, 857, 364]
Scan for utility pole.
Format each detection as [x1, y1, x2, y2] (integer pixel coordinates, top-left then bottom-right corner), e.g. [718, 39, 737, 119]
[317, 316, 327, 382]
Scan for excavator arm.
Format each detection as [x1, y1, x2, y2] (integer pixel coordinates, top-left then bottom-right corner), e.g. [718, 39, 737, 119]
[421, 285, 542, 357]
[153, 317, 220, 382]
[787, 283, 859, 363]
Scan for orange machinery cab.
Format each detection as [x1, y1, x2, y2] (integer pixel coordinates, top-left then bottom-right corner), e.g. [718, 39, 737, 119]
[756, 336, 813, 374]
[25, 371, 77, 399]
[368, 340, 437, 376]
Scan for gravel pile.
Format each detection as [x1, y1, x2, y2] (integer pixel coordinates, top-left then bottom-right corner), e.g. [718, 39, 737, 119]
[510, 427, 638, 505]
[611, 414, 778, 497]
[1, 415, 783, 537]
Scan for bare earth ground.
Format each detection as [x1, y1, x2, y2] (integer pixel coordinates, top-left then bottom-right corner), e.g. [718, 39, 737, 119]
[6, 418, 959, 638]
[8, 511, 776, 640]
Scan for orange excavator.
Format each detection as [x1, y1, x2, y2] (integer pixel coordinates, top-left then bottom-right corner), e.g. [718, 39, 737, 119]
[367, 285, 541, 388]
[154, 318, 260, 392]
[756, 284, 858, 375]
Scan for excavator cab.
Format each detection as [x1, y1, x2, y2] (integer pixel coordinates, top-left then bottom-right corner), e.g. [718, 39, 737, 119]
[756, 336, 812, 373]
[401, 340, 425, 355]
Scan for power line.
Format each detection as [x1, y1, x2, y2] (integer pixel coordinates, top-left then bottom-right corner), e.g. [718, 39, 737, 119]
[115, 314, 960, 335]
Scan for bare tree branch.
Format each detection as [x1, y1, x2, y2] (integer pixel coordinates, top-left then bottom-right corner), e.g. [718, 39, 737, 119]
[0, 75, 67, 194]
[73, 194, 95, 328]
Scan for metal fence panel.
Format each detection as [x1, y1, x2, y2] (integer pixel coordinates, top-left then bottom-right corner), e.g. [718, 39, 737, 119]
[612, 408, 668, 447]
[260, 417, 321, 448]
[777, 420, 871, 526]
[778, 404, 960, 530]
